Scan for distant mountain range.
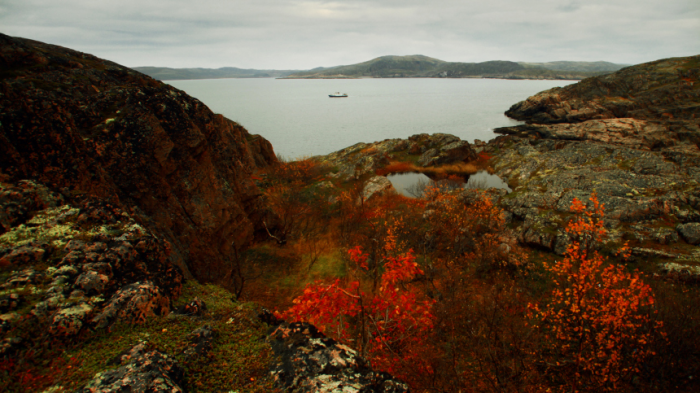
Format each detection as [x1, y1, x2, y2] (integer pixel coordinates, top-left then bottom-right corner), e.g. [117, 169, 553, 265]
[135, 55, 629, 81]
[132, 66, 298, 80]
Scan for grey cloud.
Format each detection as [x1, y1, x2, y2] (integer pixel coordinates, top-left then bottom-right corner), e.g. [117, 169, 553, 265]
[1, 0, 698, 69]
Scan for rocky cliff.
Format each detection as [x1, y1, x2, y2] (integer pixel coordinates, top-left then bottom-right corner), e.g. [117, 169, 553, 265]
[0, 33, 278, 281]
[484, 54, 700, 270]
[501, 55, 700, 152]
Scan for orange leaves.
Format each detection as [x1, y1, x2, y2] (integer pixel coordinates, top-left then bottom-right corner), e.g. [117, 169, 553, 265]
[375, 161, 415, 176]
[530, 193, 661, 391]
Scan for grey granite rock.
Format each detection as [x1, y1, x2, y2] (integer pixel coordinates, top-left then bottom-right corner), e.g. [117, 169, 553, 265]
[78, 342, 185, 393]
[269, 322, 410, 393]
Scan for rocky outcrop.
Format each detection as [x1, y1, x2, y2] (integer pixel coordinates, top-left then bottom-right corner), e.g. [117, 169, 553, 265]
[481, 136, 700, 256]
[0, 33, 278, 281]
[362, 176, 395, 200]
[78, 342, 185, 393]
[504, 55, 700, 124]
[498, 55, 700, 154]
[483, 55, 700, 265]
[316, 133, 477, 181]
[0, 181, 182, 340]
[268, 322, 410, 393]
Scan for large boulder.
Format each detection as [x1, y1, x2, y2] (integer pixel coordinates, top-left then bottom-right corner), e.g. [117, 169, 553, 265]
[78, 343, 185, 393]
[269, 322, 410, 393]
[677, 223, 700, 245]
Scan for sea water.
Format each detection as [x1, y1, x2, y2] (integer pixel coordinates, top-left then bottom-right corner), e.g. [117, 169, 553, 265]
[168, 78, 575, 159]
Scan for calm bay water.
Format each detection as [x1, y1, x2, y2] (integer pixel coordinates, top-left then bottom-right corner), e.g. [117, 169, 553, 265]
[168, 78, 575, 159]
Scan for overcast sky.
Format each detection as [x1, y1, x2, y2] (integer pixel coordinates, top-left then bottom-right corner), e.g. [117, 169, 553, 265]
[2, 0, 698, 70]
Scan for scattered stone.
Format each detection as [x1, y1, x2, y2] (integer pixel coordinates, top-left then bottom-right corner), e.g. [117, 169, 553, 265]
[657, 262, 700, 283]
[92, 281, 170, 329]
[49, 302, 93, 336]
[175, 296, 206, 316]
[74, 271, 109, 295]
[78, 342, 185, 393]
[0, 312, 20, 332]
[362, 176, 394, 201]
[677, 223, 700, 245]
[269, 322, 410, 393]
[0, 242, 47, 267]
[631, 248, 679, 259]
[652, 227, 680, 245]
[183, 324, 217, 360]
[0, 293, 21, 313]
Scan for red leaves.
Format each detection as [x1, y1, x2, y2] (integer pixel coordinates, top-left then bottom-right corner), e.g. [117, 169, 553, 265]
[280, 245, 435, 377]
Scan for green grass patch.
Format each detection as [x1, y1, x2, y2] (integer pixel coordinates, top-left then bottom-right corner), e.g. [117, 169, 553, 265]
[305, 249, 347, 282]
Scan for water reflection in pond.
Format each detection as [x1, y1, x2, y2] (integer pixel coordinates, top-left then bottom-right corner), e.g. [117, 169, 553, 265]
[466, 171, 512, 193]
[386, 173, 432, 197]
[387, 170, 511, 198]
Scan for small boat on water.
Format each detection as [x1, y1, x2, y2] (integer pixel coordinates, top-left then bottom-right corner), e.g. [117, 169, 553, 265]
[329, 92, 348, 98]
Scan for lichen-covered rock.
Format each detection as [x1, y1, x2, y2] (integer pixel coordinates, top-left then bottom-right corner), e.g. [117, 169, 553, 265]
[417, 140, 477, 167]
[316, 133, 477, 181]
[0, 184, 183, 338]
[74, 271, 110, 295]
[657, 262, 700, 283]
[269, 322, 410, 393]
[362, 176, 395, 201]
[78, 342, 185, 393]
[0, 242, 48, 268]
[503, 55, 699, 131]
[677, 223, 700, 245]
[49, 302, 94, 336]
[92, 281, 170, 329]
[0, 268, 46, 289]
[481, 135, 700, 256]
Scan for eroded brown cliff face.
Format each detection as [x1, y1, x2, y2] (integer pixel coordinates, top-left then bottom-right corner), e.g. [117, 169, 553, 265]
[0, 33, 278, 280]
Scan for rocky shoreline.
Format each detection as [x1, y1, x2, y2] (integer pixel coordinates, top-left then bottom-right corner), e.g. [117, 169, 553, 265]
[312, 54, 700, 276]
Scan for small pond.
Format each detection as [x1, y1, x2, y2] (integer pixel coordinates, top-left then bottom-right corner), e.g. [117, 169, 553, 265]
[386, 171, 511, 198]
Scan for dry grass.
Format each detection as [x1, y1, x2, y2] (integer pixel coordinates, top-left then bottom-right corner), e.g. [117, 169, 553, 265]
[376, 160, 479, 178]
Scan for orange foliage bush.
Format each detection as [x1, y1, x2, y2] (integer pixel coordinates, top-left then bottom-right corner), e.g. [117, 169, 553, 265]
[529, 193, 662, 392]
[280, 232, 435, 382]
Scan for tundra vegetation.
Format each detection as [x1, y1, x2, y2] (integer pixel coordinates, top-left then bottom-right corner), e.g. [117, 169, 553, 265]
[236, 156, 699, 393]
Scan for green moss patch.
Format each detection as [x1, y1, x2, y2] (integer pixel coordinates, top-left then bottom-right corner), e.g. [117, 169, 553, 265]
[1, 281, 279, 393]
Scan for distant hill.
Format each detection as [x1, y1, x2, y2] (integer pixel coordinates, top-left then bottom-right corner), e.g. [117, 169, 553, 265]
[135, 56, 630, 81]
[284, 55, 447, 78]
[133, 66, 298, 80]
[518, 61, 629, 73]
[282, 56, 629, 80]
